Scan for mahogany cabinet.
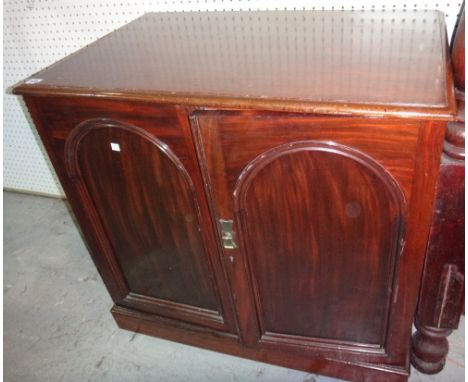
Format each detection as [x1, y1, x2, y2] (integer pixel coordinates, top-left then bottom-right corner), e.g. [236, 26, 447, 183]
[13, 10, 458, 382]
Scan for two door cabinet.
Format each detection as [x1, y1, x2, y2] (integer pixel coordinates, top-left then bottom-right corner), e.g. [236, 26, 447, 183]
[13, 10, 457, 382]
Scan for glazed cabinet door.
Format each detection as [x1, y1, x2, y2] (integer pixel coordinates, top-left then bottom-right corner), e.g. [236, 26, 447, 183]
[24, 97, 237, 333]
[192, 111, 420, 360]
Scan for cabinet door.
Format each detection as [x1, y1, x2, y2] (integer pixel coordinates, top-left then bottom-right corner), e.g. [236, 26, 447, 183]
[193, 111, 417, 356]
[61, 114, 234, 332]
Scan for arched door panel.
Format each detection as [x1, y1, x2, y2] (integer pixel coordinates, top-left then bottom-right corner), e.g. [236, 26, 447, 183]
[235, 142, 405, 347]
[65, 119, 227, 329]
[193, 111, 412, 353]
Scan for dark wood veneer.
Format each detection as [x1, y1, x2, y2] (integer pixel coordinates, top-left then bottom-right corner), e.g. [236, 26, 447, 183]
[65, 118, 225, 324]
[13, 10, 457, 382]
[194, 114, 410, 351]
[410, 4, 465, 374]
[14, 11, 456, 120]
[235, 141, 405, 346]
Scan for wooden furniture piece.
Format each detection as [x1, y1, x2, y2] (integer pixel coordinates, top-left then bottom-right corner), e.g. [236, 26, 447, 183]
[13, 10, 457, 382]
[411, 4, 465, 374]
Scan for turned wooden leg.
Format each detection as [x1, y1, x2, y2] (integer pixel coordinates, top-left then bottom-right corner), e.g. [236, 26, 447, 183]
[411, 5, 465, 376]
[411, 322, 452, 374]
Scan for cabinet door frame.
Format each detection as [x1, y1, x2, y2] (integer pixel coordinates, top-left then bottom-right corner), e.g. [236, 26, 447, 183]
[65, 117, 231, 330]
[23, 96, 239, 334]
[234, 140, 407, 349]
[191, 109, 446, 366]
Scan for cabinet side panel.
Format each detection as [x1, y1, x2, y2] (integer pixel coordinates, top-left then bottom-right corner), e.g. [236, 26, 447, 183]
[23, 96, 130, 302]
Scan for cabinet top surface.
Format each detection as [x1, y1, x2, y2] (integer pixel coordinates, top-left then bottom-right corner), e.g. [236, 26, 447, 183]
[14, 10, 455, 119]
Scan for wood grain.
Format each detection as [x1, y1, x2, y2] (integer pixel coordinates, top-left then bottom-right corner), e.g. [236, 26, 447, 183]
[234, 141, 405, 346]
[23, 96, 239, 332]
[192, 110, 441, 371]
[13, 11, 455, 119]
[411, 5, 465, 374]
[112, 305, 409, 382]
[65, 118, 219, 310]
[13, 8, 457, 381]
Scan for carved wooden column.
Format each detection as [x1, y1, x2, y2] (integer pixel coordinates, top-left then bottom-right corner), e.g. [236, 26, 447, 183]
[410, 4, 465, 375]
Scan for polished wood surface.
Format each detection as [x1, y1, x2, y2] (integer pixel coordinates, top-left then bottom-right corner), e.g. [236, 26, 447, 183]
[193, 110, 445, 371]
[13, 9, 457, 382]
[415, 165, 464, 328]
[411, 4, 465, 374]
[112, 305, 409, 382]
[13, 11, 455, 119]
[66, 119, 218, 310]
[192, 112, 420, 203]
[237, 142, 404, 346]
[22, 95, 239, 332]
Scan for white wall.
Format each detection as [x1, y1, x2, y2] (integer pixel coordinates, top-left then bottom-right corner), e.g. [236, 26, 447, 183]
[4, 0, 462, 197]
